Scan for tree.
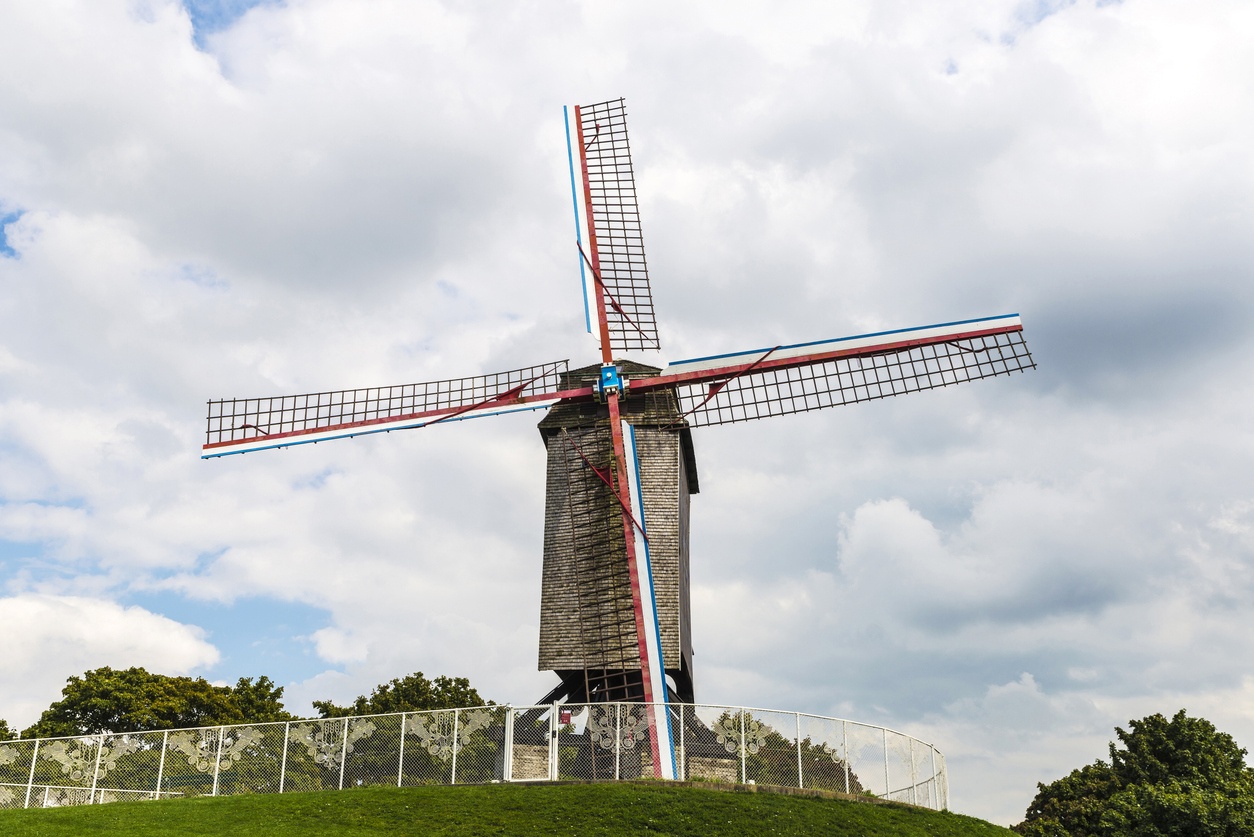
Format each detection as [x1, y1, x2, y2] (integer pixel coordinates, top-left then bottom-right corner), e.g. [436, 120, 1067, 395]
[1109, 711, 1248, 789]
[0, 719, 15, 741]
[1017, 761, 1120, 836]
[21, 667, 292, 738]
[1015, 710, 1254, 836]
[229, 676, 291, 723]
[313, 671, 491, 718]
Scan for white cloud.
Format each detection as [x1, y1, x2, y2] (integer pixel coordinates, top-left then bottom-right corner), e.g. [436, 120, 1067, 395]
[0, 594, 219, 729]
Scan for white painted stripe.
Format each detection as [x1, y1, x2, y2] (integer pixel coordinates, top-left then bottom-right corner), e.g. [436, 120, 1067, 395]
[623, 422, 677, 780]
[202, 398, 561, 459]
[664, 314, 1023, 376]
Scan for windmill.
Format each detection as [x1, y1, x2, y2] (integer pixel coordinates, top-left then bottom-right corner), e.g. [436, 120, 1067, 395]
[203, 98, 1036, 780]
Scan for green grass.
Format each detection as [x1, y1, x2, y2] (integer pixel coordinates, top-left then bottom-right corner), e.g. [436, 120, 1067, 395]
[0, 781, 1013, 836]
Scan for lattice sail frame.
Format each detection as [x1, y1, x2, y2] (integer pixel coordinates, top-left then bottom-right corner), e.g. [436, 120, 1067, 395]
[675, 329, 1034, 427]
[576, 98, 660, 352]
[203, 361, 569, 456]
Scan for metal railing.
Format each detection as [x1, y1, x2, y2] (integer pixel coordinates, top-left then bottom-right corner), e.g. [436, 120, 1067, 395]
[0, 703, 947, 811]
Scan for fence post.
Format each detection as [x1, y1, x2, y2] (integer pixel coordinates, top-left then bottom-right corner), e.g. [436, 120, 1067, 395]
[548, 703, 558, 781]
[90, 734, 105, 803]
[678, 705, 685, 781]
[739, 712, 746, 784]
[155, 730, 169, 799]
[504, 708, 514, 783]
[909, 737, 917, 805]
[795, 713, 803, 789]
[396, 713, 407, 787]
[882, 727, 889, 799]
[842, 721, 850, 794]
[279, 721, 290, 793]
[614, 704, 621, 781]
[929, 745, 938, 809]
[451, 709, 460, 785]
[23, 739, 40, 809]
[212, 727, 225, 796]
[338, 718, 349, 791]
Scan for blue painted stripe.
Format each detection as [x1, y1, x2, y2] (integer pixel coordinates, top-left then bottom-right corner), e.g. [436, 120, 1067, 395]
[201, 401, 555, 459]
[666, 313, 1021, 368]
[565, 106, 592, 334]
[628, 424, 677, 779]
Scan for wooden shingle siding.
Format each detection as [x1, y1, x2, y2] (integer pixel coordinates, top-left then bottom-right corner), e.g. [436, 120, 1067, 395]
[538, 424, 638, 670]
[537, 362, 699, 682]
[635, 427, 682, 665]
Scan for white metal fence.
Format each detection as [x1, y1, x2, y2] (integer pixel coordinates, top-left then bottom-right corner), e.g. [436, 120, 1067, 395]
[0, 703, 947, 811]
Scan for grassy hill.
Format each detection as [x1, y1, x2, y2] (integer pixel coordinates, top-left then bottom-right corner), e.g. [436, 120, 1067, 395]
[1, 781, 1011, 836]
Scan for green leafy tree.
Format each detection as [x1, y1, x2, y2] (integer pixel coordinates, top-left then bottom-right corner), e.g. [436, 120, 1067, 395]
[1015, 710, 1254, 836]
[229, 675, 291, 723]
[1017, 761, 1121, 836]
[1109, 711, 1248, 789]
[21, 667, 291, 738]
[0, 718, 15, 741]
[313, 671, 491, 718]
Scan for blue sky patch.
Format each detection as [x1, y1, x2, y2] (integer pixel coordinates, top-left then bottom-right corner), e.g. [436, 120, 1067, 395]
[0, 538, 41, 571]
[183, 0, 274, 47]
[124, 590, 336, 689]
[1016, 0, 1076, 27]
[176, 262, 229, 290]
[0, 210, 24, 258]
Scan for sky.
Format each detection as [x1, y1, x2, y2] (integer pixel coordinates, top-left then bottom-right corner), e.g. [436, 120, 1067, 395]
[0, 0, 1252, 825]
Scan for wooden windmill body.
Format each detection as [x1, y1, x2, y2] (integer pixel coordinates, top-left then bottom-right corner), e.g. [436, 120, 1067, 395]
[536, 361, 698, 705]
[203, 98, 1036, 778]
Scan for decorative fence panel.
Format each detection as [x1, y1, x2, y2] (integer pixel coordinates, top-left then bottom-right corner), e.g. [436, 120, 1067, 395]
[0, 704, 947, 811]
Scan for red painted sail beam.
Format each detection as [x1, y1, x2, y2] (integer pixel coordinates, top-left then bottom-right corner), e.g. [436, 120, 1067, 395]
[628, 318, 1026, 395]
[202, 385, 595, 458]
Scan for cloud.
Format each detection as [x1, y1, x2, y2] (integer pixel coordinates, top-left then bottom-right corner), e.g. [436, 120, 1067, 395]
[0, 594, 219, 729]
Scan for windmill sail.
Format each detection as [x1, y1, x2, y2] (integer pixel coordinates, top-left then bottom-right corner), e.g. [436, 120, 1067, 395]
[575, 98, 660, 352]
[203, 360, 572, 457]
[635, 315, 1034, 427]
